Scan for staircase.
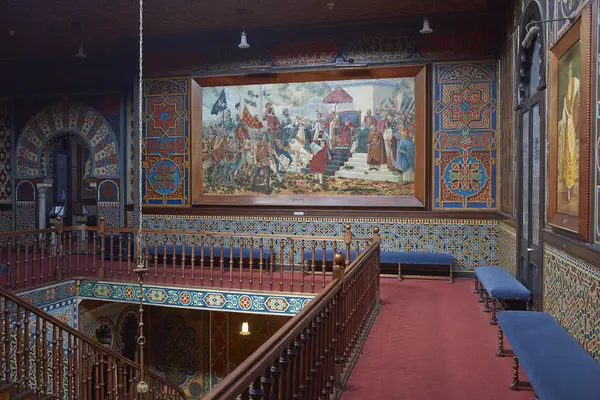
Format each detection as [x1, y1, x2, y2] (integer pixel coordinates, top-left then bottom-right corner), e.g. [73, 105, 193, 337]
[0, 286, 186, 400]
[324, 147, 351, 176]
[335, 153, 403, 182]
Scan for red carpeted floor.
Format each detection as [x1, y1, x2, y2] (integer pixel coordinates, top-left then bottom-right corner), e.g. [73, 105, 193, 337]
[342, 278, 534, 400]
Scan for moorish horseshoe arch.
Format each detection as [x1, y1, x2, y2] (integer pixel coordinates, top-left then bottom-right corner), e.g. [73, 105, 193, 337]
[15, 102, 120, 179]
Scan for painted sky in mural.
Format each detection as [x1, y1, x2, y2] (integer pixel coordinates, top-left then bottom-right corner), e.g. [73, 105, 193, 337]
[202, 77, 416, 196]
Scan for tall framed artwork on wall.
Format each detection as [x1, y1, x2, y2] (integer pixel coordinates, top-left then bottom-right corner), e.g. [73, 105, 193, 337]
[548, 5, 593, 240]
[190, 66, 427, 208]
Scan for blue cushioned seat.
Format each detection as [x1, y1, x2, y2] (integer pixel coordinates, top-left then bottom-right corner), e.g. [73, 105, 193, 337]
[498, 311, 600, 400]
[379, 251, 454, 283]
[380, 251, 454, 265]
[302, 249, 358, 263]
[146, 244, 270, 260]
[474, 266, 530, 300]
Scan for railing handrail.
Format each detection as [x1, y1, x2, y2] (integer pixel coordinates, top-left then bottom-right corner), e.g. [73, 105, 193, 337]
[0, 284, 187, 399]
[202, 280, 342, 399]
[202, 239, 381, 399]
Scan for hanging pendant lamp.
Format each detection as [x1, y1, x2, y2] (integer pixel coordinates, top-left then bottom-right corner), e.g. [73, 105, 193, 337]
[75, 44, 87, 58]
[420, 17, 433, 34]
[239, 30, 250, 48]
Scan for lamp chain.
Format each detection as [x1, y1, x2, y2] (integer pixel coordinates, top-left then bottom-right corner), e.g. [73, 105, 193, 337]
[135, 0, 149, 394]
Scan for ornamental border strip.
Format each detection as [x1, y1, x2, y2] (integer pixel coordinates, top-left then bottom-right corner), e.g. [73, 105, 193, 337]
[78, 281, 314, 316]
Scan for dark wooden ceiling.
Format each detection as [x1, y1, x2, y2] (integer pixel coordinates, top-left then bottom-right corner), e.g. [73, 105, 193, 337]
[1, 0, 501, 61]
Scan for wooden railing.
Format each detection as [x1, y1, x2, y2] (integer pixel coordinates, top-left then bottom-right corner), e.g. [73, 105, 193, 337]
[202, 232, 381, 400]
[0, 219, 371, 294]
[0, 285, 187, 400]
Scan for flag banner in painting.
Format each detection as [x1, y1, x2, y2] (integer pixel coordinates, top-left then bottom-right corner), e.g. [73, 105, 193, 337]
[211, 89, 227, 115]
[241, 106, 263, 129]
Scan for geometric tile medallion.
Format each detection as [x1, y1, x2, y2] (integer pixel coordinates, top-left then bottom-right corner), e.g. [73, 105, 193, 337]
[78, 281, 313, 316]
[432, 62, 498, 209]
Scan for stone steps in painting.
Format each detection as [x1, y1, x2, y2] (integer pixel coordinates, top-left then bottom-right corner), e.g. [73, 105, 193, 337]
[335, 152, 403, 183]
[324, 148, 351, 176]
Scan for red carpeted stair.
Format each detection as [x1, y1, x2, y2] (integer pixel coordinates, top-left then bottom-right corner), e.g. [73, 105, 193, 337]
[342, 278, 534, 400]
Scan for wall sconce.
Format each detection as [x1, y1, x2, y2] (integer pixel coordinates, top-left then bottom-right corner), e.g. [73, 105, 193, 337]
[239, 30, 250, 49]
[240, 321, 251, 336]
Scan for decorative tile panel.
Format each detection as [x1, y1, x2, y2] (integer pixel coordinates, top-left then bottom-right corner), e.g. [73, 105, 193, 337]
[17, 281, 77, 309]
[15, 102, 120, 179]
[78, 281, 313, 316]
[0, 209, 12, 243]
[145, 215, 498, 270]
[142, 78, 190, 206]
[0, 100, 13, 203]
[126, 92, 135, 205]
[210, 311, 228, 387]
[433, 62, 497, 209]
[498, 222, 517, 276]
[544, 245, 600, 361]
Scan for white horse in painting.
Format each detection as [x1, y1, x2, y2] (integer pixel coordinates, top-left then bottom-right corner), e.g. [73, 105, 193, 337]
[285, 119, 312, 172]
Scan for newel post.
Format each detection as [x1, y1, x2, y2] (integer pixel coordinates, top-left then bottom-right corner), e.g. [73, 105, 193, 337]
[333, 252, 345, 280]
[372, 226, 381, 242]
[54, 216, 63, 280]
[344, 224, 352, 268]
[98, 217, 106, 279]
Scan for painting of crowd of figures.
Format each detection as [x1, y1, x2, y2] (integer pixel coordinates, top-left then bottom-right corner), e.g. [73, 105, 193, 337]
[201, 76, 418, 199]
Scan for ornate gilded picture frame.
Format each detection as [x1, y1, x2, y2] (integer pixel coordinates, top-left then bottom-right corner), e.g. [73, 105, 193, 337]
[191, 66, 427, 208]
[548, 5, 593, 239]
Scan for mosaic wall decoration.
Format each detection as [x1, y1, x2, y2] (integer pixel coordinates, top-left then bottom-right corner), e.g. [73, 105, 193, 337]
[544, 245, 600, 361]
[210, 311, 228, 387]
[154, 314, 199, 387]
[499, 33, 517, 215]
[498, 222, 517, 276]
[142, 78, 190, 205]
[145, 215, 498, 270]
[15, 102, 120, 179]
[433, 62, 498, 209]
[42, 298, 79, 329]
[17, 281, 77, 309]
[15, 180, 36, 232]
[78, 281, 313, 315]
[553, 0, 587, 42]
[0, 99, 13, 203]
[98, 179, 121, 227]
[126, 92, 135, 205]
[0, 209, 12, 242]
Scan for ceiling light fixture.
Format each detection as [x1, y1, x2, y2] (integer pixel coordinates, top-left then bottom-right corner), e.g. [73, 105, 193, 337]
[327, 2, 335, 10]
[238, 30, 250, 49]
[75, 44, 87, 59]
[420, 16, 433, 35]
[8, 30, 16, 37]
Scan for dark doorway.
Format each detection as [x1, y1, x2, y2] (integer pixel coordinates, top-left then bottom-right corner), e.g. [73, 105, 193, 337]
[517, 2, 546, 310]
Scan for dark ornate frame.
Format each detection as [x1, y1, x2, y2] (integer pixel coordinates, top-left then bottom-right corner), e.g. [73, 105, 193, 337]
[190, 65, 428, 208]
[548, 5, 593, 240]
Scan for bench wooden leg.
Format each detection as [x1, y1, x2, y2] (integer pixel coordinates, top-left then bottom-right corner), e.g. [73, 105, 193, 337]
[397, 263, 402, 281]
[478, 285, 485, 303]
[509, 354, 520, 390]
[496, 327, 504, 357]
[526, 297, 532, 311]
[449, 263, 454, 284]
[473, 277, 479, 294]
[490, 297, 498, 325]
[483, 292, 491, 312]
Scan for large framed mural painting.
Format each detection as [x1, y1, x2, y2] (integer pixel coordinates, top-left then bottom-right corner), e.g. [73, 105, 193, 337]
[548, 6, 593, 239]
[192, 66, 427, 207]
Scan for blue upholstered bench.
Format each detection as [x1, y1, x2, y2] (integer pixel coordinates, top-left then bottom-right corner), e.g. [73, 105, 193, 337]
[380, 251, 454, 283]
[497, 311, 600, 399]
[473, 266, 531, 325]
[146, 244, 270, 262]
